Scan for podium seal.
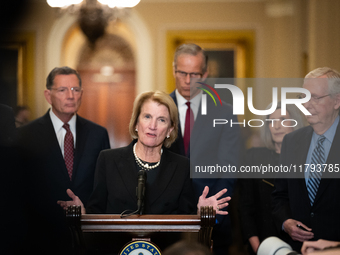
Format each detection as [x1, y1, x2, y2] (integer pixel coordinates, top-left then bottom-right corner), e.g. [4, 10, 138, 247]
[120, 240, 162, 255]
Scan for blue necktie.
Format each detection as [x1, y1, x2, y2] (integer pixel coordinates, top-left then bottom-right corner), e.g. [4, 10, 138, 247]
[307, 135, 326, 206]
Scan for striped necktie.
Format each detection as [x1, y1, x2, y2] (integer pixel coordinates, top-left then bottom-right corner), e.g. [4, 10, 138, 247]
[307, 135, 326, 206]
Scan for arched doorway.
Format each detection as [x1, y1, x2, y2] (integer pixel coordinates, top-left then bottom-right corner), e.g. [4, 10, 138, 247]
[46, 11, 153, 148]
[77, 31, 136, 148]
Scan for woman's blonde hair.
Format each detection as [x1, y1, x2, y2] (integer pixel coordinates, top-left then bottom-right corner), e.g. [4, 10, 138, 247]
[129, 91, 178, 148]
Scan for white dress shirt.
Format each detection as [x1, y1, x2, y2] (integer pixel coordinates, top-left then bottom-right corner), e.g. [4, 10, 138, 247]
[49, 109, 77, 157]
[175, 89, 202, 137]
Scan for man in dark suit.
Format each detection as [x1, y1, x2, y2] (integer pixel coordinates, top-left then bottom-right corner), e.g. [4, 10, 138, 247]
[272, 67, 340, 252]
[18, 66, 110, 254]
[169, 44, 241, 255]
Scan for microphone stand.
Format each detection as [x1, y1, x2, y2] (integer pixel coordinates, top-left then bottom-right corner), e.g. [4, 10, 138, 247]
[120, 170, 147, 218]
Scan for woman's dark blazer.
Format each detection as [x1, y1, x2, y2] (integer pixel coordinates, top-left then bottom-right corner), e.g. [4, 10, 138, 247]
[238, 147, 280, 243]
[87, 141, 196, 215]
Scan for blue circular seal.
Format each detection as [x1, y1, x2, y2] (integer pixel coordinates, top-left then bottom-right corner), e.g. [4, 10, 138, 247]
[119, 240, 161, 255]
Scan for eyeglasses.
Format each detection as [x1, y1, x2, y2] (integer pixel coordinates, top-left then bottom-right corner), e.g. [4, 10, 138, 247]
[175, 70, 202, 79]
[50, 87, 82, 94]
[297, 93, 331, 104]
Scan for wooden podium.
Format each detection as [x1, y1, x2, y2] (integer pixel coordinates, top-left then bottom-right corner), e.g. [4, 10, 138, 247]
[66, 206, 216, 254]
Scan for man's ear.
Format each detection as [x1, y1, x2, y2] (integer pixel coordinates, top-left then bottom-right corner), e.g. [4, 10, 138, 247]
[44, 89, 52, 105]
[334, 93, 340, 110]
[172, 63, 176, 78]
[202, 67, 209, 80]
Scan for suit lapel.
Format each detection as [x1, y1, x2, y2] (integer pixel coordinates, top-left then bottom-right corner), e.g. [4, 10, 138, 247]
[73, 115, 87, 181]
[293, 126, 313, 207]
[117, 142, 139, 203]
[170, 91, 185, 156]
[190, 98, 205, 153]
[40, 111, 71, 182]
[148, 150, 178, 206]
[295, 126, 313, 171]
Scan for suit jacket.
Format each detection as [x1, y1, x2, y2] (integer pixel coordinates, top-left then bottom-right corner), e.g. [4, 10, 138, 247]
[169, 91, 242, 250]
[238, 148, 280, 243]
[272, 124, 340, 251]
[87, 140, 196, 215]
[18, 110, 110, 253]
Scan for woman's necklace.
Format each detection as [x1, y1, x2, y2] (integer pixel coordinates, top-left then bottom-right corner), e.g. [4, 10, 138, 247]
[133, 143, 162, 171]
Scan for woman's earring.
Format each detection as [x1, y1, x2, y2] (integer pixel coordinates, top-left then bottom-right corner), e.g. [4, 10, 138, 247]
[135, 128, 138, 132]
[166, 135, 170, 138]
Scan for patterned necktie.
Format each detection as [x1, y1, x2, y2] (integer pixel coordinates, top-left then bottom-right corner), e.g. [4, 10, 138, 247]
[183, 102, 194, 156]
[63, 123, 74, 180]
[307, 135, 326, 206]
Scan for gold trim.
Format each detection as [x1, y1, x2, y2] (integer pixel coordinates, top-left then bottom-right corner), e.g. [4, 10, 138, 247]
[166, 29, 255, 121]
[1, 32, 35, 116]
[262, 179, 274, 187]
[166, 29, 255, 93]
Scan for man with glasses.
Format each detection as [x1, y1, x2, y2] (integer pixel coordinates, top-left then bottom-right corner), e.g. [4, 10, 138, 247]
[272, 67, 340, 252]
[169, 43, 242, 255]
[18, 66, 110, 253]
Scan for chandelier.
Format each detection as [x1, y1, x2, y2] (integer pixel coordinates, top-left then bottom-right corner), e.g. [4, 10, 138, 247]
[46, 0, 141, 44]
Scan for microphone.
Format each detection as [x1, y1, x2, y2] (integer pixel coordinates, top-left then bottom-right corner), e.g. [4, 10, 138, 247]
[136, 170, 147, 215]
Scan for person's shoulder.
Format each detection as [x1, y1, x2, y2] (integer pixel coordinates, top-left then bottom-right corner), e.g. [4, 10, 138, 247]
[163, 149, 190, 174]
[245, 147, 275, 162]
[99, 143, 131, 157]
[0, 104, 13, 115]
[246, 146, 272, 156]
[169, 90, 176, 97]
[164, 148, 189, 163]
[0, 104, 15, 127]
[169, 91, 177, 102]
[284, 125, 312, 140]
[207, 98, 233, 115]
[16, 114, 50, 148]
[77, 115, 108, 131]
[18, 113, 48, 132]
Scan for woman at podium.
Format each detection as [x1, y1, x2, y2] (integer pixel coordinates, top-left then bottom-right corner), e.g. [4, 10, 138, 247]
[58, 91, 230, 216]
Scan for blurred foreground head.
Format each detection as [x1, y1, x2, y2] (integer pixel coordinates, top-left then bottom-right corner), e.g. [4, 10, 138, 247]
[163, 240, 212, 255]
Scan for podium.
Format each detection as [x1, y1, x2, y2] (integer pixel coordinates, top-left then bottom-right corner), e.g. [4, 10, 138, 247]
[66, 206, 216, 254]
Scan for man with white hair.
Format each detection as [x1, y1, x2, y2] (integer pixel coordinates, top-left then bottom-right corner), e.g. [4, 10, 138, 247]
[272, 67, 340, 252]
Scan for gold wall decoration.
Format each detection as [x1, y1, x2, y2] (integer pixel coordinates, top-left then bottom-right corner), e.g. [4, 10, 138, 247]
[166, 29, 255, 94]
[166, 29, 255, 125]
[0, 32, 35, 116]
